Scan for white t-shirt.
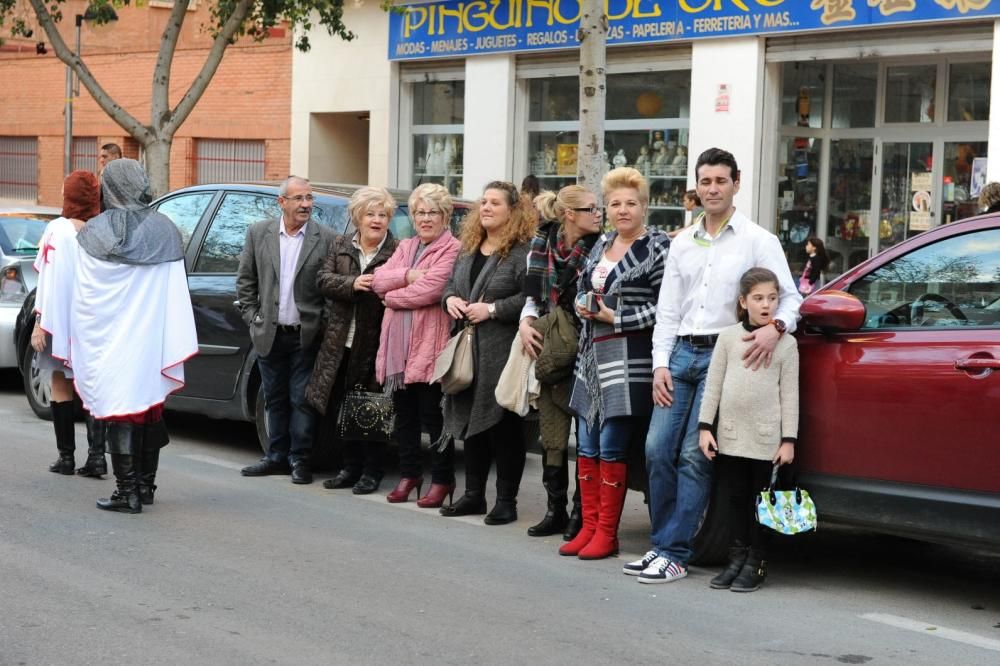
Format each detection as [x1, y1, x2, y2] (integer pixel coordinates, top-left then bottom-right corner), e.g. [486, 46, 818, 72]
[590, 256, 617, 293]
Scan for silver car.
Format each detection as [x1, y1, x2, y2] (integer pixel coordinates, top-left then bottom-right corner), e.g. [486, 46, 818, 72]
[0, 207, 59, 368]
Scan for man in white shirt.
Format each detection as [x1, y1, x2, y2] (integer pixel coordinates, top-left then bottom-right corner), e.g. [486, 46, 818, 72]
[625, 148, 802, 583]
[236, 177, 334, 484]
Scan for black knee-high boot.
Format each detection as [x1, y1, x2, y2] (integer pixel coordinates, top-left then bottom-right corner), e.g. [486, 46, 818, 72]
[48, 401, 76, 474]
[77, 413, 108, 477]
[563, 460, 583, 541]
[139, 420, 168, 505]
[527, 455, 569, 536]
[97, 422, 142, 514]
[440, 436, 490, 517]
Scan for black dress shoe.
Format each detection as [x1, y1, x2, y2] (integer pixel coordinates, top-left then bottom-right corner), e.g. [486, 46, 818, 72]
[241, 459, 291, 477]
[352, 474, 381, 495]
[291, 464, 313, 485]
[323, 469, 361, 489]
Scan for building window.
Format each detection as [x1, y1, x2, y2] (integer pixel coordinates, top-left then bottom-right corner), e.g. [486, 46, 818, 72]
[521, 68, 691, 232]
[410, 80, 465, 197]
[71, 137, 98, 174]
[0, 136, 38, 202]
[774, 57, 989, 278]
[195, 139, 265, 184]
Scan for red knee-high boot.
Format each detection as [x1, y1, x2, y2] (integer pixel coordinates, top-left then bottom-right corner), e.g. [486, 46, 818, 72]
[559, 457, 600, 556]
[577, 460, 627, 560]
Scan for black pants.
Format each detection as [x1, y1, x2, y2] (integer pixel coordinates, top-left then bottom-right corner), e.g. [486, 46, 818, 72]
[715, 454, 773, 550]
[331, 348, 383, 479]
[462, 410, 526, 492]
[393, 382, 452, 484]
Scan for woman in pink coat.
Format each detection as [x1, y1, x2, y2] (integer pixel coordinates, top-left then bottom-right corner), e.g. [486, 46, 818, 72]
[373, 184, 461, 507]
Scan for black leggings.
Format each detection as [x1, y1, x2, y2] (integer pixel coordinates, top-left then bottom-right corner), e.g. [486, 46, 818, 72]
[715, 454, 773, 551]
[462, 410, 526, 492]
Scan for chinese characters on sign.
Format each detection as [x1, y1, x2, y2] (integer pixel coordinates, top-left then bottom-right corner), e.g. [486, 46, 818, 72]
[389, 0, 1000, 60]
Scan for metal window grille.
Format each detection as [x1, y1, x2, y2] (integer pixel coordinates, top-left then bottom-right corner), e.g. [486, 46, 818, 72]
[195, 139, 265, 184]
[71, 137, 98, 174]
[0, 136, 39, 201]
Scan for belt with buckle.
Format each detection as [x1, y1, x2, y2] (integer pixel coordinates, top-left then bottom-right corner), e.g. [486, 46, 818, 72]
[679, 333, 719, 347]
[277, 324, 301, 334]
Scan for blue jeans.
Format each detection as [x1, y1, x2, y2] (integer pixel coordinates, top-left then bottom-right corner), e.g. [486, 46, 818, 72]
[644, 340, 715, 566]
[578, 416, 641, 462]
[258, 329, 318, 465]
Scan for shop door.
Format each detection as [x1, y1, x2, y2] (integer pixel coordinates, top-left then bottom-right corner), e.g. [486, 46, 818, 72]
[873, 141, 935, 256]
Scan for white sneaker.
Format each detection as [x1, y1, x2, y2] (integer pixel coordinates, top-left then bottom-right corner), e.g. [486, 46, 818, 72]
[622, 550, 659, 576]
[637, 557, 688, 584]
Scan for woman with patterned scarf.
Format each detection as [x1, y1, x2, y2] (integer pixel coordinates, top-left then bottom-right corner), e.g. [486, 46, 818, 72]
[518, 185, 600, 539]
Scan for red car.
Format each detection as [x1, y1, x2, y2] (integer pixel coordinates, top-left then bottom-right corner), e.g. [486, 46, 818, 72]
[795, 214, 999, 550]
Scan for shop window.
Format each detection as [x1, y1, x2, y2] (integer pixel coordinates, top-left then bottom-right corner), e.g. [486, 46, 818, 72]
[195, 139, 265, 184]
[943, 140, 988, 224]
[781, 63, 825, 129]
[524, 70, 691, 233]
[411, 81, 464, 197]
[948, 62, 991, 122]
[776, 136, 821, 275]
[832, 63, 877, 129]
[827, 139, 875, 273]
[884, 65, 936, 124]
[529, 78, 579, 122]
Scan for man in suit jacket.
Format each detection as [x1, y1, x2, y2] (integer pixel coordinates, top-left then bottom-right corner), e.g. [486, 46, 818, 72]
[236, 176, 334, 484]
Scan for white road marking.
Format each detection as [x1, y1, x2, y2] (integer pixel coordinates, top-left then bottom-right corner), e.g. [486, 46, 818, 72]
[179, 454, 247, 472]
[860, 613, 1000, 652]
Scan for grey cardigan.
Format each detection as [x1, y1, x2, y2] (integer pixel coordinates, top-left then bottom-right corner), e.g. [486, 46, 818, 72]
[440, 241, 529, 440]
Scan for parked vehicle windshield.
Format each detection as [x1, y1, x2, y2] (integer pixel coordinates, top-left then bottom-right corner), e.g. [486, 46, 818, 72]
[0, 216, 50, 254]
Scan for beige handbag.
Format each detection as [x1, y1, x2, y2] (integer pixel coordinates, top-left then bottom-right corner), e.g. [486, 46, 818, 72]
[433, 323, 475, 395]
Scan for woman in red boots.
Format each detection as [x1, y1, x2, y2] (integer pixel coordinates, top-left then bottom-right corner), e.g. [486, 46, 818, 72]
[560, 167, 669, 560]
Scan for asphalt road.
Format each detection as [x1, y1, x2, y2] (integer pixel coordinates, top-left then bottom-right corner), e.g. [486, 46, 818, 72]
[1, 371, 998, 665]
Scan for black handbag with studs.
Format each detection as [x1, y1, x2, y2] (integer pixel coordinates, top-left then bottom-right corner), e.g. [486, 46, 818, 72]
[337, 386, 395, 443]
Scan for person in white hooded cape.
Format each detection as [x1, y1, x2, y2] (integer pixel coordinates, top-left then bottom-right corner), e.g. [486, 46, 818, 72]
[71, 158, 198, 514]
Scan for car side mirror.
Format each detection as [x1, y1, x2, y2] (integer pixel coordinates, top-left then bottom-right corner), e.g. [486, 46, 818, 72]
[800, 290, 866, 332]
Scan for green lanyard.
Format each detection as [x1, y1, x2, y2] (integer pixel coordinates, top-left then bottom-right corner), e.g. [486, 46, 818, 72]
[692, 212, 732, 248]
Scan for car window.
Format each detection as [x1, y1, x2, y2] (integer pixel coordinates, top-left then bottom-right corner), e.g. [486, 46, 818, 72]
[155, 192, 214, 251]
[389, 208, 414, 240]
[849, 228, 1000, 329]
[0, 216, 49, 254]
[195, 193, 278, 273]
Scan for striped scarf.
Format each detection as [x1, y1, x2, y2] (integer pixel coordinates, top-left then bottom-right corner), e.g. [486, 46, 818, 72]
[525, 220, 595, 309]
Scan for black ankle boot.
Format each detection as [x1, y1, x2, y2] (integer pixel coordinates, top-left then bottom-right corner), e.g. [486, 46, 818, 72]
[484, 480, 519, 525]
[527, 464, 568, 536]
[731, 548, 767, 593]
[48, 401, 76, 475]
[97, 454, 142, 514]
[710, 545, 749, 589]
[440, 480, 487, 517]
[563, 480, 582, 541]
[77, 414, 107, 477]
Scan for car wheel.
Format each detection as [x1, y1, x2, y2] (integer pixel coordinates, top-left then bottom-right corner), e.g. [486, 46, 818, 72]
[21, 342, 52, 421]
[690, 479, 733, 566]
[254, 382, 269, 455]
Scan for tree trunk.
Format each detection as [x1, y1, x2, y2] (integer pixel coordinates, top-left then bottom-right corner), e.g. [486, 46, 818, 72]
[143, 139, 173, 199]
[577, 0, 608, 204]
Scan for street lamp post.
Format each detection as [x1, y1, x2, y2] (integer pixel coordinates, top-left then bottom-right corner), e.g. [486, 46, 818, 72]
[63, 9, 118, 178]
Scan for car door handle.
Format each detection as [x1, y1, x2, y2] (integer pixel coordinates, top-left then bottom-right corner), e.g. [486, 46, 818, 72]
[955, 358, 1000, 370]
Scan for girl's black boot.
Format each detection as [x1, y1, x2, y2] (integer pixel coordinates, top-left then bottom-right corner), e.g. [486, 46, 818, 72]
[730, 548, 767, 593]
[710, 544, 749, 589]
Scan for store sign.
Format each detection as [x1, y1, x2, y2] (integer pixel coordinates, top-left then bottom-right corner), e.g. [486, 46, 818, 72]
[389, 0, 1000, 60]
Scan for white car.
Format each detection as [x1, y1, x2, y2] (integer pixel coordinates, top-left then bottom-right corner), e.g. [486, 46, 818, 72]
[0, 206, 60, 368]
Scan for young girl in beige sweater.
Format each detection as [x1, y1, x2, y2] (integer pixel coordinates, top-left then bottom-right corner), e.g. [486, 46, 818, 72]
[697, 267, 799, 593]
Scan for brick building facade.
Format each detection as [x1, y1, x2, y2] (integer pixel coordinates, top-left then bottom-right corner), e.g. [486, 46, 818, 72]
[0, 1, 291, 205]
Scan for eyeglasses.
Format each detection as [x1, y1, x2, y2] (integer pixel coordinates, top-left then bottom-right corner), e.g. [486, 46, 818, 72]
[572, 206, 601, 215]
[414, 209, 443, 219]
[282, 194, 314, 203]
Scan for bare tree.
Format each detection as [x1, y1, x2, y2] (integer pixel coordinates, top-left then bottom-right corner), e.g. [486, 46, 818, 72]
[4, 0, 355, 196]
[576, 0, 607, 203]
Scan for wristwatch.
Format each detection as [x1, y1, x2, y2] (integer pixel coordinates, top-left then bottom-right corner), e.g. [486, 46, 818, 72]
[768, 318, 787, 334]
[488, 303, 497, 319]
